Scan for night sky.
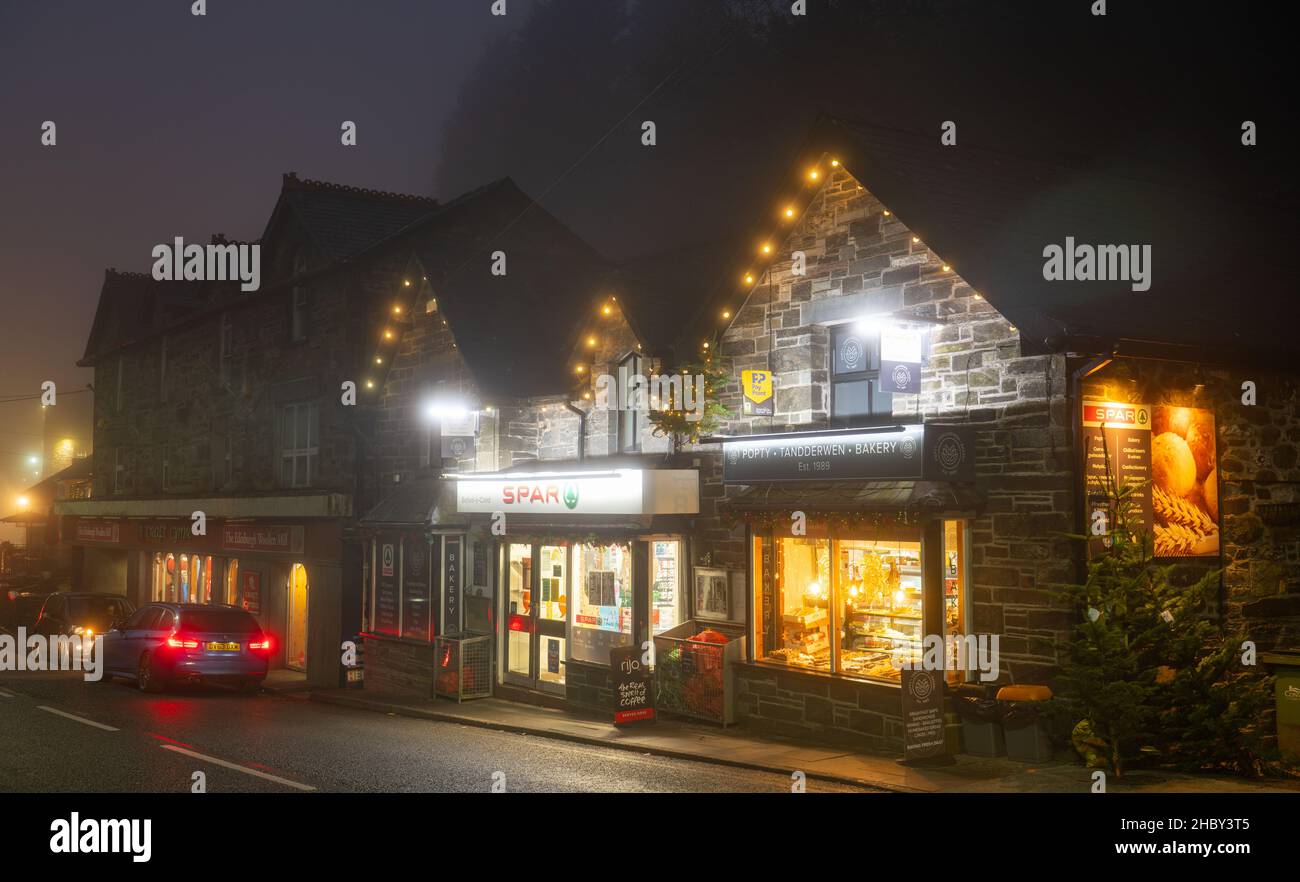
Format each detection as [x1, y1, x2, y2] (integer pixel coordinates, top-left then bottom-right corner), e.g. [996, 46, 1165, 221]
[1, 0, 1292, 513]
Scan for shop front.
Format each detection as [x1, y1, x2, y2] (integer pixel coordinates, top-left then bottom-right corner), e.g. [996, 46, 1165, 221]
[711, 423, 980, 750]
[59, 514, 344, 679]
[453, 465, 699, 710]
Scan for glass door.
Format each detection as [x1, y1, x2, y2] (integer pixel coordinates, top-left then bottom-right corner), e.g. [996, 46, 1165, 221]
[535, 544, 568, 693]
[504, 543, 534, 687]
[502, 541, 569, 693]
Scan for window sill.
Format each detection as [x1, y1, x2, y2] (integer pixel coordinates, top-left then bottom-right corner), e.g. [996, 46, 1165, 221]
[740, 658, 902, 689]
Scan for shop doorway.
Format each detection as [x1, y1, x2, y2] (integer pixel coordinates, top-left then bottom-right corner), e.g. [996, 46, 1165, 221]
[503, 542, 568, 694]
[287, 563, 309, 672]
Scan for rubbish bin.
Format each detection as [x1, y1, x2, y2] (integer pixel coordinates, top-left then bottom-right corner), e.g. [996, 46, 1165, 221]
[1261, 650, 1300, 764]
[953, 683, 1004, 756]
[997, 684, 1053, 762]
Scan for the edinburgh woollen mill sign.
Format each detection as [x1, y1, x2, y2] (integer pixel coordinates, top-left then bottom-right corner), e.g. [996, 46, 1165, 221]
[720, 424, 974, 484]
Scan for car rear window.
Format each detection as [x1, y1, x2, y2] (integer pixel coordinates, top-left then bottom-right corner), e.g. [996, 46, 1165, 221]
[179, 609, 261, 633]
[67, 597, 130, 622]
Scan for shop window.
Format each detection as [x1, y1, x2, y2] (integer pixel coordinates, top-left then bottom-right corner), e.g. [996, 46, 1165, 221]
[225, 559, 240, 605]
[769, 536, 832, 672]
[756, 532, 922, 683]
[943, 520, 969, 684]
[836, 539, 922, 682]
[278, 401, 319, 488]
[650, 539, 682, 635]
[570, 542, 633, 665]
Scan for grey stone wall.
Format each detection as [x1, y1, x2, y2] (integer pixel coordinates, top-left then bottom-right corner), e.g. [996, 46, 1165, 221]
[693, 167, 1075, 689]
[1083, 361, 1300, 650]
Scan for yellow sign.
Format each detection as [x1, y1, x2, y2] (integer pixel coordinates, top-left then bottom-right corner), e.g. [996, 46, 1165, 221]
[741, 370, 774, 416]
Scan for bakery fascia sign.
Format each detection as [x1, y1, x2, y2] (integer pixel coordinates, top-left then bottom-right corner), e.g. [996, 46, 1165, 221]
[718, 423, 974, 483]
[452, 469, 699, 515]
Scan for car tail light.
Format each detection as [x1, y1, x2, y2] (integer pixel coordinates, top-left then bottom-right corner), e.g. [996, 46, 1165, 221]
[248, 634, 273, 652]
[166, 632, 200, 649]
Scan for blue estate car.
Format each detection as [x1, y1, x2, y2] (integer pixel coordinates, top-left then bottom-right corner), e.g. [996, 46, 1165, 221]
[100, 603, 273, 693]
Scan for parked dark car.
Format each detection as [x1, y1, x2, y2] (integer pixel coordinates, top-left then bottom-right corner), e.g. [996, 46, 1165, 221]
[1, 590, 54, 634]
[32, 592, 134, 639]
[100, 603, 273, 693]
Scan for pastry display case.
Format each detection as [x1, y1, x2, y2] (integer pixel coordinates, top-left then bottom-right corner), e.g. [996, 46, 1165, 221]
[837, 541, 922, 682]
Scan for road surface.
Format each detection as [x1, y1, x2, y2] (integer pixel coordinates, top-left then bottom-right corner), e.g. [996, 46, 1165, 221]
[0, 672, 875, 793]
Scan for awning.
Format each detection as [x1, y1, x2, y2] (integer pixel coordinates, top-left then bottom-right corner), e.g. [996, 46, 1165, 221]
[719, 480, 981, 516]
[359, 474, 464, 529]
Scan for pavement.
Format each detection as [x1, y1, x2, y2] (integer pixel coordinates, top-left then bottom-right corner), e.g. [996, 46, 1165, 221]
[310, 684, 1300, 794]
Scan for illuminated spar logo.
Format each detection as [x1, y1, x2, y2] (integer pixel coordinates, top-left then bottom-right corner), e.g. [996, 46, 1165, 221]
[500, 482, 581, 508]
[933, 432, 965, 473]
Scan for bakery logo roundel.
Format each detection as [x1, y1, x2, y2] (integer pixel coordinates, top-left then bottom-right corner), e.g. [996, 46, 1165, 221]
[891, 363, 912, 390]
[839, 336, 863, 371]
[907, 669, 937, 703]
[901, 437, 917, 459]
[933, 431, 967, 476]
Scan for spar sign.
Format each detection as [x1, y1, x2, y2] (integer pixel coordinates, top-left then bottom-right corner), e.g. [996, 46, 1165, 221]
[454, 469, 701, 516]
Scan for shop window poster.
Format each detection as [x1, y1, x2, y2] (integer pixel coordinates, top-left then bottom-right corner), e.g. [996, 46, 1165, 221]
[1083, 400, 1219, 558]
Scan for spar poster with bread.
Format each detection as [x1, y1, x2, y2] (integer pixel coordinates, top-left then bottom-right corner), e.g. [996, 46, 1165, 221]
[1082, 400, 1220, 558]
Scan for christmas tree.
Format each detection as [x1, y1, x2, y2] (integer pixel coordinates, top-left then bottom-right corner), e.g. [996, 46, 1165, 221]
[1055, 473, 1282, 778]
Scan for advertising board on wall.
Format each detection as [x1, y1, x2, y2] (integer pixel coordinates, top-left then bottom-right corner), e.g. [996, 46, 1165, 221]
[1082, 399, 1219, 557]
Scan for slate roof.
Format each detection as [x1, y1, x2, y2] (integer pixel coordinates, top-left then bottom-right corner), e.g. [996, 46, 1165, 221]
[611, 235, 752, 359]
[80, 270, 207, 364]
[809, 116, 1297, 369]
[402, 178, 613, 399]
[271, 173, 441, 262]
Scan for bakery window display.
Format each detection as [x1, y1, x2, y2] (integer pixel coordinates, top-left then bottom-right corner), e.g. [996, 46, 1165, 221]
[837, 540, 922, 682]
[768, 537, 832, 672]
[760, 532, 927, 683]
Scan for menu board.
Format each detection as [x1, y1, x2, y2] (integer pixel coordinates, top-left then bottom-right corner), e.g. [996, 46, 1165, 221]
[611, 645, 655, 725]
[901, 669, 945, 761]
[402, 534, 432, 642]
[1082, 400, 1219, 558]
[373, 538, 400, 636]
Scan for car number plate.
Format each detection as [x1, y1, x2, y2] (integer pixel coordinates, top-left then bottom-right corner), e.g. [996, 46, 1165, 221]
[206, 642, 240, 651]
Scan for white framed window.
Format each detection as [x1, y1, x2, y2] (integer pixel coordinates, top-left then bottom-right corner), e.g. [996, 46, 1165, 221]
[279, 401, 319, 488]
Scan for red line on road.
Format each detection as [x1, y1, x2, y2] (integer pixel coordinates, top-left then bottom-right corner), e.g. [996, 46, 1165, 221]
[146, 731, 197, 750]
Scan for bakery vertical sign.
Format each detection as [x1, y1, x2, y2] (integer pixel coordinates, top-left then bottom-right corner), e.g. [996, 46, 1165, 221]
[1082, 399, 1219, 557]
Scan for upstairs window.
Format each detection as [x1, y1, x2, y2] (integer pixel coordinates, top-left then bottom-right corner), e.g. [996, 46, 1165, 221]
[278, 401, 319, 488]
[830, 324, 892, 426]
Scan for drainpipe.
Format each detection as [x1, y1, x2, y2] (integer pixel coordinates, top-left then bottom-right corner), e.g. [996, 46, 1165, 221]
[564, 401, 587, 463]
